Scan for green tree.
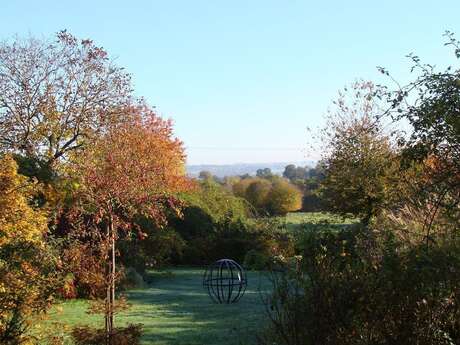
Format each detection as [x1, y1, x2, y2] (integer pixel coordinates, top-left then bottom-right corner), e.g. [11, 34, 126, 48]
[379, 31, 460, 239]
[283, 164, 308, 181]
[256, 168, 273, 179]
[319, 81, 397, 224]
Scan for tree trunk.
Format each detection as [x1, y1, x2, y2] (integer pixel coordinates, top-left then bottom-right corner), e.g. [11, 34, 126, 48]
[110, 218, 115, 332]
[105, 221, 111, 345]
[105, 215, 116, 345]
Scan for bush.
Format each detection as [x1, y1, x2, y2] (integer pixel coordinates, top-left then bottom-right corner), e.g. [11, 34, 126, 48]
[260, 226, 460, 345]
[301, 193, 323, 212]
[245, 179, 272, 213]
[118, 222, 186, 273]
[0, 240, 62, 344]
[180, 218, 259, 264]
[116, 180, 298, 268]
[243, 249, 270, 270]
[72, 324, 143, 345]
[178, 216, 295, 266]
[182, 179, 251, 223]
[171, 180, 260, 265]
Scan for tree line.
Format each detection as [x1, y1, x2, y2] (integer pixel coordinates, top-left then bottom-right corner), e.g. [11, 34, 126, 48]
[198, 163, 325, 214]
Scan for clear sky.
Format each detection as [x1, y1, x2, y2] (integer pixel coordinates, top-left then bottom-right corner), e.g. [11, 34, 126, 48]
[1, 1, 459, 164]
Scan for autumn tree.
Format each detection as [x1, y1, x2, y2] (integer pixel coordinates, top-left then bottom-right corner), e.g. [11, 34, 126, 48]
[0, 155, 48, 246]
[0, 155, 60, 343]
[318, 81, 398, 224]
[232, 178, 254, 198]
[0, 31, 132, 166]
[232, 176, 302, 215]
[266, 180, 302, 215]
[245, 179, 272, 213]
[73, 104, 190, 342]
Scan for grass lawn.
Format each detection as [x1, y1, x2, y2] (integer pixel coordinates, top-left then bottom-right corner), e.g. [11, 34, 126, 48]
[283, 211, 357, 233]
[40, 268, 272, 345]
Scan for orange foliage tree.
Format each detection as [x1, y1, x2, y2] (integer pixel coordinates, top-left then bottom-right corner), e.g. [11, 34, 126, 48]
[72, 104, 190, 342]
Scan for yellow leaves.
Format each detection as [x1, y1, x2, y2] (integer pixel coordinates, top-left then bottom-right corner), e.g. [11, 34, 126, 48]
[0, 156, 61, 339]
[0, 155, 48, 247]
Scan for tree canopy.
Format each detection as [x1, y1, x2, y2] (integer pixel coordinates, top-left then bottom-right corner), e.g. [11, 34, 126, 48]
[319, 81, 397, 223]
[0, 31, 132, 165]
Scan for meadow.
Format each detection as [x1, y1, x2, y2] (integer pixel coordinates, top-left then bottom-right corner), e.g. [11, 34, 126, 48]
[281, 211, 357, 233]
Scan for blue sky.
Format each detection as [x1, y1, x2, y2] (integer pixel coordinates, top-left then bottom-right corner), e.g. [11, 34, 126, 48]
[1, 1, 459, 164]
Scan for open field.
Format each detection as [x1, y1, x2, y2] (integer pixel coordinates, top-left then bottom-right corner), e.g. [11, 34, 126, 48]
[39, 268, 272, 345]
[283, 212, 357, 233]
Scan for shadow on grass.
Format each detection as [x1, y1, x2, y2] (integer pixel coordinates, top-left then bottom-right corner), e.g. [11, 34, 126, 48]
[116, 268, 272, 345]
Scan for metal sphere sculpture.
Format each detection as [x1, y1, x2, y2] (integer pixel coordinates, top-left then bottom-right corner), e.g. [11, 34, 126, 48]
[203, 259, 247, 304]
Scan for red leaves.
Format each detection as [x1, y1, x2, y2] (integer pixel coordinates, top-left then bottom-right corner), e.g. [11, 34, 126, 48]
[74, 103, 191, 232]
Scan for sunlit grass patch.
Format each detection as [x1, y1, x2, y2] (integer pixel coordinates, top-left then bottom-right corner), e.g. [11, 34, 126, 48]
[39, 268, 271, 345]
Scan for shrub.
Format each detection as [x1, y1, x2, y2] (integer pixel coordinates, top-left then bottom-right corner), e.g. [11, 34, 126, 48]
[179, 217, 295, 266]
[243, 249, 270, 270]
[182, 179, 251, 223]
[118, 222, 186, 273]
[260, 226, 460, 345]
[232, 178, 254, 199]
[179, 218, 258, 264]
[317, 81, 399, 224]
[171, 180, 258, 264]
[0, 240, 62, 344]
[112, 179, 297, 267]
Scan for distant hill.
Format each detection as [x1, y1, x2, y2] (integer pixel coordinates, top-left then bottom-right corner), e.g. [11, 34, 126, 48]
[186, 161, 316, 178]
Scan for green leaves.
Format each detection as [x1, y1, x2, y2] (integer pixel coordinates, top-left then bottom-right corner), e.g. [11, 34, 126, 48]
[319, 81, 397, 223]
